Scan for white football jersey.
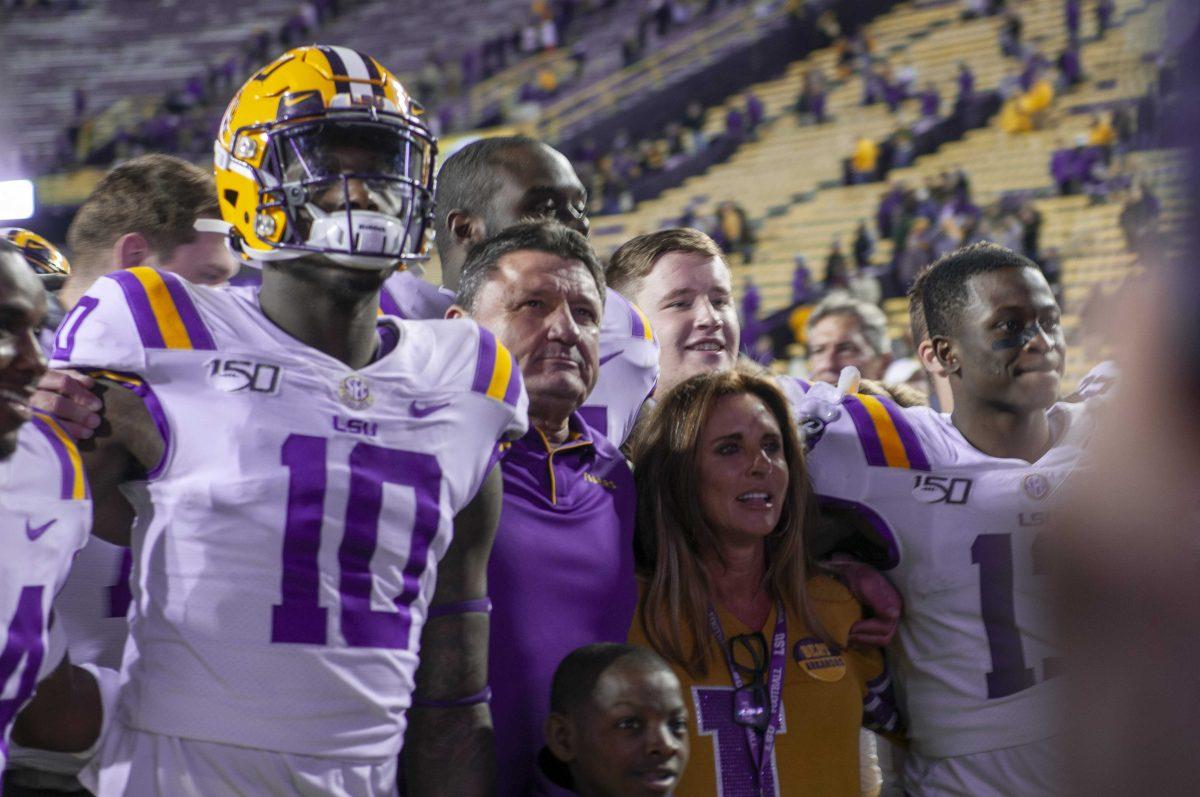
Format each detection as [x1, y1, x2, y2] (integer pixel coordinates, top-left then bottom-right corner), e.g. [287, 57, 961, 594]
[0, 415, 91, 770]
[784, 377, 1099, 760]
[382, 271, 659, 447]
[51, 266, 528, 761]
[36, 295, 133, 675]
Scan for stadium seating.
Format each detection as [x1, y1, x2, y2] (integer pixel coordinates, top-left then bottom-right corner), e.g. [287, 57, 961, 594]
[579, 0, 1165, 389]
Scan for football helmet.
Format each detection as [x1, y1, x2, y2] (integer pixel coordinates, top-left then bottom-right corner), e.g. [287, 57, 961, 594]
[0, 228, 71, 286]
[214, 45, 436, 269]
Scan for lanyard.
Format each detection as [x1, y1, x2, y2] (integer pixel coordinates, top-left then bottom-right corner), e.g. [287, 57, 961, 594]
[708, 599, 787, 796]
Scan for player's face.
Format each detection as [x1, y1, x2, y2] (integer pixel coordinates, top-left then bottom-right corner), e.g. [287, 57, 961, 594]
[697, 392, 789, 545]
[0, 252, 48, 458]
[807, 313, 887, 384]
[158, 230, 239, 287]
[948, 266, 1064, 412]
[486, 146, 589, 237]
[571, 660, 689, 797]
[634, 251, 738, 397]
[468, 250, 602, 420]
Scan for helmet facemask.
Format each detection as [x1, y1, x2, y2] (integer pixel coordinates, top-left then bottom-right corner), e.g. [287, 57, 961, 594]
[250, 109, 435, 269]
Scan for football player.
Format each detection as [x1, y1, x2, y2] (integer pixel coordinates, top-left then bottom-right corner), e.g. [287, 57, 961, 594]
[381, 135, 658, 447]
[790, 242, 1102, 795]
[446, 220, 638, 796]
[0, 241, 95, 775]
[47, 46, 526, 797]
[7, 156, 245, 795]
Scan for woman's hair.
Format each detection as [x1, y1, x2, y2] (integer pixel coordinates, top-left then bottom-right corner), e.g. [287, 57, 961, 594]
[631, 366, 827, 678]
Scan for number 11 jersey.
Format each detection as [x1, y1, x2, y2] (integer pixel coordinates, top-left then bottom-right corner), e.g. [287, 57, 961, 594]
[51, 267, 527, 762]
[783, 378, 1098, 762]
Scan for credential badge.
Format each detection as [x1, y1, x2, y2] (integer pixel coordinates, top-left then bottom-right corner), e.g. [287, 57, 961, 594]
[338, 374, 374, 410]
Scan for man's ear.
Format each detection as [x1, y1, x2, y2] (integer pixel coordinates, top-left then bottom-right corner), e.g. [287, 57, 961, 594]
[112, 233, 153, 270]
[917, 339, 949, 378]
[445, 303, 467, 320]
[931, 336, 960, 376]
[544, 712, 577, 763]
[446, 209, 486, 249]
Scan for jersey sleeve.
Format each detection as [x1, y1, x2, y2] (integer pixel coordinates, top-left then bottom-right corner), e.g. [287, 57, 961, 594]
[49, 267, 217, 371]
[429, 319, 529, 443]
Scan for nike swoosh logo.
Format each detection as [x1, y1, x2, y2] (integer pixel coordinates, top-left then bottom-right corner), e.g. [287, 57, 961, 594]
[598, 349, 626, 367]
[410, 400, 451, 418]
[25, 519, 56, 541]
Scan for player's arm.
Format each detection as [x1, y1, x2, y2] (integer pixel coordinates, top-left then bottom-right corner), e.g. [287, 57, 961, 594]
[404, 465, 502, 797]
[76, 377, 164, 546]
[11, 655, 101, 753]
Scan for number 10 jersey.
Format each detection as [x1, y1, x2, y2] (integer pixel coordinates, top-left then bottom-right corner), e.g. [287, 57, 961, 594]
[51, 268, 528, 762]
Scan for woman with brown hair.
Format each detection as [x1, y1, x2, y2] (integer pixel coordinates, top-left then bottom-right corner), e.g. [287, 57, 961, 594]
[629, 367, 899, 796]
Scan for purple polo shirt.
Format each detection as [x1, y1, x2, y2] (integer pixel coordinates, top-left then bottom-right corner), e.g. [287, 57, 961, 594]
[488, 413, 638, 796]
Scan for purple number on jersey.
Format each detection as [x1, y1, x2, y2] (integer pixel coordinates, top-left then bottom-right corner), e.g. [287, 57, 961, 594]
[0, 587, 47, 755]
[271, 434, 443, 649]
[694, 686, 780, 795]
[51, 296, 99, 361]
[971, 533, 1037, 698]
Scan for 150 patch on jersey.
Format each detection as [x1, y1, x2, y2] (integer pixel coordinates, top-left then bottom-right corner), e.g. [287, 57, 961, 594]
[207, 359, 283, 395]
[911, 475, 972, 505]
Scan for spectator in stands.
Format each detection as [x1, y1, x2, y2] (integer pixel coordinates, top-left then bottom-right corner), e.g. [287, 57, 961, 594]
[792, 255, 814, 305]
[1018, 201, 1043, 262]
[1065, 0, 1082, 44]
[629, 367, 892, 796]
[540, 644, 689, 797]
[1056, 43, 1084, 88]
[824, 240, 848, 291]
[725, 105, 746, 140]
[1119, 179, 1162, 258]
[918, 82, 941, 119]
[956, 61, 976, 105]
[716, 201, 755, 263]
[740, 276, 761, 352]
[850, 135, 879, 183]
[797, 68, 829, 124]
[1050, 138, 1077, 194]
[744, 90, 765, 136]
[1088, 113, 1117, 160]
[853, 220, 874, 268]
[1000, 11, 1023, 57]
[1095, 0, 1115, 38]
[805, 294, 892, 384]
[962, 0, 988, 19]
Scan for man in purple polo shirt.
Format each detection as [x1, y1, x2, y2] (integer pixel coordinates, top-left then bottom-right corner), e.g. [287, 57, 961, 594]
[447, 219, 637, 797]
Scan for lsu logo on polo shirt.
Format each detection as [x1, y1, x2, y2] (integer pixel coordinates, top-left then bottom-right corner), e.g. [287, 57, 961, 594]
[793, 637, 847, 682]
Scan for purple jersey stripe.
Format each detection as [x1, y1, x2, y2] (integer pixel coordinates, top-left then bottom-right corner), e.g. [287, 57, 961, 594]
[880, 398, 930, 471]
[108, 270, 166, 349]
[160, 272, 216, 350]
[843, 396, 888, 467]
[379, 286, 403, 318]
[625, 299, 646, 339]
[502, 364, 521, 407]
[30, 414, 74, 501]
[94, 371, 172, 481]
[471, 327, 499, 395]
[375, 321, 400, 361]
